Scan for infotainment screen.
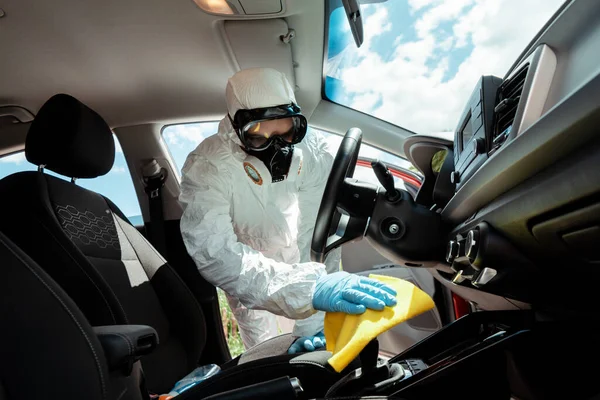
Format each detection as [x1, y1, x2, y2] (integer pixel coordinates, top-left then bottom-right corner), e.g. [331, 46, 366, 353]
[460, 112, 473, 150]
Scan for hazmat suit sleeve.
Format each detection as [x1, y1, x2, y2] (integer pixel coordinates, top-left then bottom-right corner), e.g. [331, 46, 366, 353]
[179, 148, 328, 320]
[292, 130, 343, 337]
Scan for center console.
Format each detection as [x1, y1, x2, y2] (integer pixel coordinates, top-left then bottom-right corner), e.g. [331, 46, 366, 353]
[318, 310, 599, 400]
[174, 310, 599, 399]
[322, 311, 530, 400]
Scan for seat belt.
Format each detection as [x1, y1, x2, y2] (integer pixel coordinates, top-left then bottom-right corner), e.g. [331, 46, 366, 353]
[143, 159, 169, 258]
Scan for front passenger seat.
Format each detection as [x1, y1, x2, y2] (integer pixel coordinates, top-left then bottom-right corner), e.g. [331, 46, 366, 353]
[0, 232, 344, 400]
[0, 231, 143, 400]
[0, 94, 303, 395]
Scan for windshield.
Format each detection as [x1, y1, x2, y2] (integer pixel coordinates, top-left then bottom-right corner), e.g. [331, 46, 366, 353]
[325, 0, 565, 134]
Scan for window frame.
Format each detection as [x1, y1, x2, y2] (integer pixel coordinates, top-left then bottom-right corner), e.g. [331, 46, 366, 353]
[159, 122, 423, 192]
[311, 127, 423, 186]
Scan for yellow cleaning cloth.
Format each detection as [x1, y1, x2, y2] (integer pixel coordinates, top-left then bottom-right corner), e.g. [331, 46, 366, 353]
[324, 274, 435, 372]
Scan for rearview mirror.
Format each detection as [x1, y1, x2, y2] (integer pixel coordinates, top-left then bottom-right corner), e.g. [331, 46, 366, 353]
[342, 0, 364, 48]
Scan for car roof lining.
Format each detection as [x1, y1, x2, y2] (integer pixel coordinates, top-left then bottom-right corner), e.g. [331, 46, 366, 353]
[0, 0, 416, 160]
[0, 0, 321, 129]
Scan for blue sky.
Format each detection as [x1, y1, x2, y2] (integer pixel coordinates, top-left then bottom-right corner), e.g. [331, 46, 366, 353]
[0, 0, 564, 221]
[326, 0, 564, 134]
[0, 124, 218, 223]
[330, 1, 475, 81]
[0, 138, 142, 220]
[162, 122, 219, 174]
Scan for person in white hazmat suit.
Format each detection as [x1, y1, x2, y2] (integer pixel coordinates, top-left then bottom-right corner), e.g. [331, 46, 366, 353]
[179, 68, 397, 354]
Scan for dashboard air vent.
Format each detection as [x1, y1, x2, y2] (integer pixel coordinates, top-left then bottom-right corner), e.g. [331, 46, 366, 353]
[491, 64, 529, 153]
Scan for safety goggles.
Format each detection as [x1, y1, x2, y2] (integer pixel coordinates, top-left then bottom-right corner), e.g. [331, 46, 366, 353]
[230, 104, 308, 151]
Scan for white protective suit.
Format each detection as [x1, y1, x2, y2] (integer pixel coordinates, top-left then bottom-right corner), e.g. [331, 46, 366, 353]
[179, 68, 342, 349]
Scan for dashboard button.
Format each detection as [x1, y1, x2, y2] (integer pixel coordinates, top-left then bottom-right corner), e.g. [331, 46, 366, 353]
[472, 138, 485, 155]
[465, 229, 480, 261]
[446, 240, 459, 263]
[473, 112, 483, 130]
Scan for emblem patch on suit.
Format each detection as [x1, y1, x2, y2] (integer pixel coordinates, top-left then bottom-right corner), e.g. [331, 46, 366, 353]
[243, 162, 263, 185]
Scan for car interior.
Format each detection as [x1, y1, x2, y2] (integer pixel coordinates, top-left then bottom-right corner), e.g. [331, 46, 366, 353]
[1, 0, 600, 399]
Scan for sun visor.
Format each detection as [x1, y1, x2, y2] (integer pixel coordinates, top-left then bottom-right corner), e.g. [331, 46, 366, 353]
[224, 18, 296, 89]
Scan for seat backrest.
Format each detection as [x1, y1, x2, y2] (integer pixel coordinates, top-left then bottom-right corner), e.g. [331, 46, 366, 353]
[0, 231, 110, 400]
[0, 94, 206, 394]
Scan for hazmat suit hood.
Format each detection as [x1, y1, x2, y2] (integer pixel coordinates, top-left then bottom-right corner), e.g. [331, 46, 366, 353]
[218, 67, 298, 146]
[218, 68, 303, 183]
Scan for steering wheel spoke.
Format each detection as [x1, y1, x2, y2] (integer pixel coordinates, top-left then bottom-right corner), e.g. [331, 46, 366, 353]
[325, 210, 349, 248]
[311, 128, 375, 263]
[324, 208, 370, 255]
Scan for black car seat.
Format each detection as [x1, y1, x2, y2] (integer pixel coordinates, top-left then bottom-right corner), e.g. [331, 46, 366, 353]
[0, 94, 205, 393]
[0, 94, 347, 397]
[0, 231, 351, 400]
[0, 231, 145, 400]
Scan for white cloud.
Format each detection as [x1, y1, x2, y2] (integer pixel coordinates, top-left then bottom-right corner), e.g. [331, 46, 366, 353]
[414, 0, 474, 39]
[0, 152, 27, 165]
[407, 0, 441, 13]
[333, 0, 565, 134]
[163, 123, 218, 148]
[439, 36, 454, 52]
[352, 92, 381, 111]
[365, 6, 393, 43]
[110, 166, 126, 174]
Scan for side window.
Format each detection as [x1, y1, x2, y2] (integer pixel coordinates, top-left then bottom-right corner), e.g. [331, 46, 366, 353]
[163, 121, 250, 355]
[162, 122, 219, 175]
[161, 122, 419, 190]
[312, 128, 418, 190]
[0, 136, 142, 225]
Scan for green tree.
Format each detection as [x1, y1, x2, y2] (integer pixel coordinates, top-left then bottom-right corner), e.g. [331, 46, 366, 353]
[431, 150, 448, 174]
[217, 289, 245, 357]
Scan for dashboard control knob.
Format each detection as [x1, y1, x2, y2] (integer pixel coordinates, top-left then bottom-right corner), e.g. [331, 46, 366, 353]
[446, 240, 459, 263]
[450, 171, 460, 184]
[472, 268, 497, 287]
[465, 229, 480, 261]
[452, 270, 465, 284]
[472, 138, 485, 155]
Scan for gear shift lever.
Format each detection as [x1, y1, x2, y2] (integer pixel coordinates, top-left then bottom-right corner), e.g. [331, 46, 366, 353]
[359, 339, 380, 373]
[371, 160, 400, 201]
[325, 339, 394, 397]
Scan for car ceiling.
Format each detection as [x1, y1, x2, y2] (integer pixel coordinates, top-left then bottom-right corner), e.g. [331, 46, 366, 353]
[0, 0, 325, 129]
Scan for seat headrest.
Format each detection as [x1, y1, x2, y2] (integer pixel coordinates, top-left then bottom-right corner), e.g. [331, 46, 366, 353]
[25, 94, 115, 178]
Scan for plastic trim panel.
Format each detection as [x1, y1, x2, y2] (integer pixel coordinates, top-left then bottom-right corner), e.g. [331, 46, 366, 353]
[442, 71, 600, 223]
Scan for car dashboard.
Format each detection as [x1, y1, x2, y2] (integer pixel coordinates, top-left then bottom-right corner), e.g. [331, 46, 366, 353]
[403, 0, 600, 312]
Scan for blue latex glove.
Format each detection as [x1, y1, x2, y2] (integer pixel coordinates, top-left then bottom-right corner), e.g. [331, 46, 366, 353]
[312, 271, 397, 314]
[288, 331, 326, 354]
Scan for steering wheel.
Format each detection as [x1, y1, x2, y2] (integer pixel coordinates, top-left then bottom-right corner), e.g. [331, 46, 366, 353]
[310, 127, 449, 267]
[310, 128, 363, 263]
